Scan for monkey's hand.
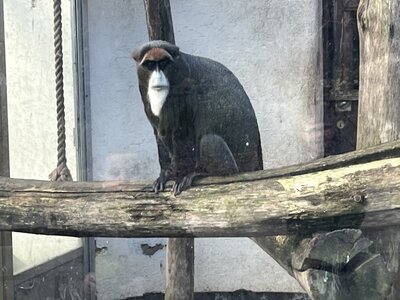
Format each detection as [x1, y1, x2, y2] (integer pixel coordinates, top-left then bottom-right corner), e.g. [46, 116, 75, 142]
[173, 173, 197, 196]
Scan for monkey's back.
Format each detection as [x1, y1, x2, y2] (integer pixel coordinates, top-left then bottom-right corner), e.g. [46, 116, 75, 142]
[180, 53, 263, 172]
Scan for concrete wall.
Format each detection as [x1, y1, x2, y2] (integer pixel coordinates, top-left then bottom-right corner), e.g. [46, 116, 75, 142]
[87, 0, 323, 298]
[4, 0, 81, 275]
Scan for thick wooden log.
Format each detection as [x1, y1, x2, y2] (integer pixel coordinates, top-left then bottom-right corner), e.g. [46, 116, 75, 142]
[0, 149, 400, 237]
[251, 140, 400, 297]
[357, 0, 400, 298]
[267, 1, 400, 297]
[198, 139, 400, 186]
[292, 229, 391, 300]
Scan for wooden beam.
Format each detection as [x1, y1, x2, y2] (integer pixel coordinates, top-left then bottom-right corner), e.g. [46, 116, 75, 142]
[357, 1, 400, 298]
[0, 0, 14, 298]
[142, 2, 191, 299]
[357, 0, 400, 148]
[0, 147, 399, 237]
[197, 139, 400, 186]
[165, 238, 194, 300]
[143, 0, 175, 44]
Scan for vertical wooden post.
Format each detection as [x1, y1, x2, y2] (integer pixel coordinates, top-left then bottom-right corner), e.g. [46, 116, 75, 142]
[142, 1, 194, 299]
[143, 0, 175, 44]
[0, 0, 14, 298]
[357, 0, 400, 298]
[165, 238, 194, 300]
[357, 0, 400, 149]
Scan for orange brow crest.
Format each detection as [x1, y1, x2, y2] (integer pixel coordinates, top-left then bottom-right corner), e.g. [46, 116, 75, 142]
[141, 48, 173, 64]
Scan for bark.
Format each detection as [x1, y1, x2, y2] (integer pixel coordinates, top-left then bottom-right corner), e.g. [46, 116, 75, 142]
[357, 0, 400, 148]
[143, 0, 175, 44]
[0, 145, 399, 237]
[165, 238, 194, 300]
[292, 229, 391, 299]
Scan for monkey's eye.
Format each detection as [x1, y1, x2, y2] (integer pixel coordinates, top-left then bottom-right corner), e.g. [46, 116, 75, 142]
[142, 60, 157, 71]
[158, 59, 170, 70]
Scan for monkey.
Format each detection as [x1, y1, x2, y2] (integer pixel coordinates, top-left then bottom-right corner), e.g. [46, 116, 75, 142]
[132, 40, 263, 195]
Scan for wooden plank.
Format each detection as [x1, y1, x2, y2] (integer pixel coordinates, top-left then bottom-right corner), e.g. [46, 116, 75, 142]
[357, 0, 400, 298]
[0, 154, 399, 237]
[0, 0, 14, 298]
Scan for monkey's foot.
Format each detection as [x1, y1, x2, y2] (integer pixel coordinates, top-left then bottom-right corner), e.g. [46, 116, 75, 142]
[173, 173, 197, 196]
[153, 174, 168, 193]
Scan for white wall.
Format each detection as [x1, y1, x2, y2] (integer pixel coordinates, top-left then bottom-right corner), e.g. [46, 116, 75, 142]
[4, 0, 81, 275]
[88, 0, 323, 298]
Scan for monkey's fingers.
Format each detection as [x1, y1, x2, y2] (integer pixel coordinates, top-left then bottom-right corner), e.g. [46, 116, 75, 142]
[173, 174, 195, 196]
[172, 181, 184, 196]
[153, 177, 166, 193]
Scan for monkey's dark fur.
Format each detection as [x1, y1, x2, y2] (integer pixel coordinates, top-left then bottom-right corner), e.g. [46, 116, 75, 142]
[133, 40, 263, 195]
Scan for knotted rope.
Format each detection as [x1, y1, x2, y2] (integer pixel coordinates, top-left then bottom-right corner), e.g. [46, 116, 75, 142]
[49, 0, 72, 181]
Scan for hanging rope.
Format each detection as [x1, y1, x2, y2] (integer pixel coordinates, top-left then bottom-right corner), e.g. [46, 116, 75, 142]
[49, 0, 72, 181]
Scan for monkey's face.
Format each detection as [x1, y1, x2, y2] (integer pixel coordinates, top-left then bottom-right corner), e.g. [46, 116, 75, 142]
[137, 48, 174, 117]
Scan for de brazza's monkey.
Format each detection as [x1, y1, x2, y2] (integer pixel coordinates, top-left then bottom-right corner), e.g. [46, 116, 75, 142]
[132, 40, 263, 195]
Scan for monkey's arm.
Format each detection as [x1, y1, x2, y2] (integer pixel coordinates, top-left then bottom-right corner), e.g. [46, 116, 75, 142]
[170, 128, 197, 195]
[153, 135, 172, 193]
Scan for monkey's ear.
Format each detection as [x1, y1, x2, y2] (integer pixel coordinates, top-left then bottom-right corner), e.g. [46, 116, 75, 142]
[132, 47, 142, 62]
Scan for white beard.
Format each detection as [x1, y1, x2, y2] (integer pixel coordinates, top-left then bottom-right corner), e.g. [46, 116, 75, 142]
[147, 70, 169, 117]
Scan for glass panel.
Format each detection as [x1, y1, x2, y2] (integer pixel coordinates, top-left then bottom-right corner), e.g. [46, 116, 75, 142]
[3, 0, 85, 298]
[87, 0, 320, 298]
[2, 0, 399, 299]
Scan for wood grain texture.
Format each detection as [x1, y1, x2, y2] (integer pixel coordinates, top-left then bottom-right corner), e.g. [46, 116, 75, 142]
[357, 0, 400, 148]
[165, 238, 194, 300]
[143, 0, 175, 44]
[0, 151, 399, 237]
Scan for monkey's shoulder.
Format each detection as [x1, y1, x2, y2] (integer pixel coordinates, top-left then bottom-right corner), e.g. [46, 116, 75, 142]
[177, 53, 249, 101]
[180, 53, 238, 80]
